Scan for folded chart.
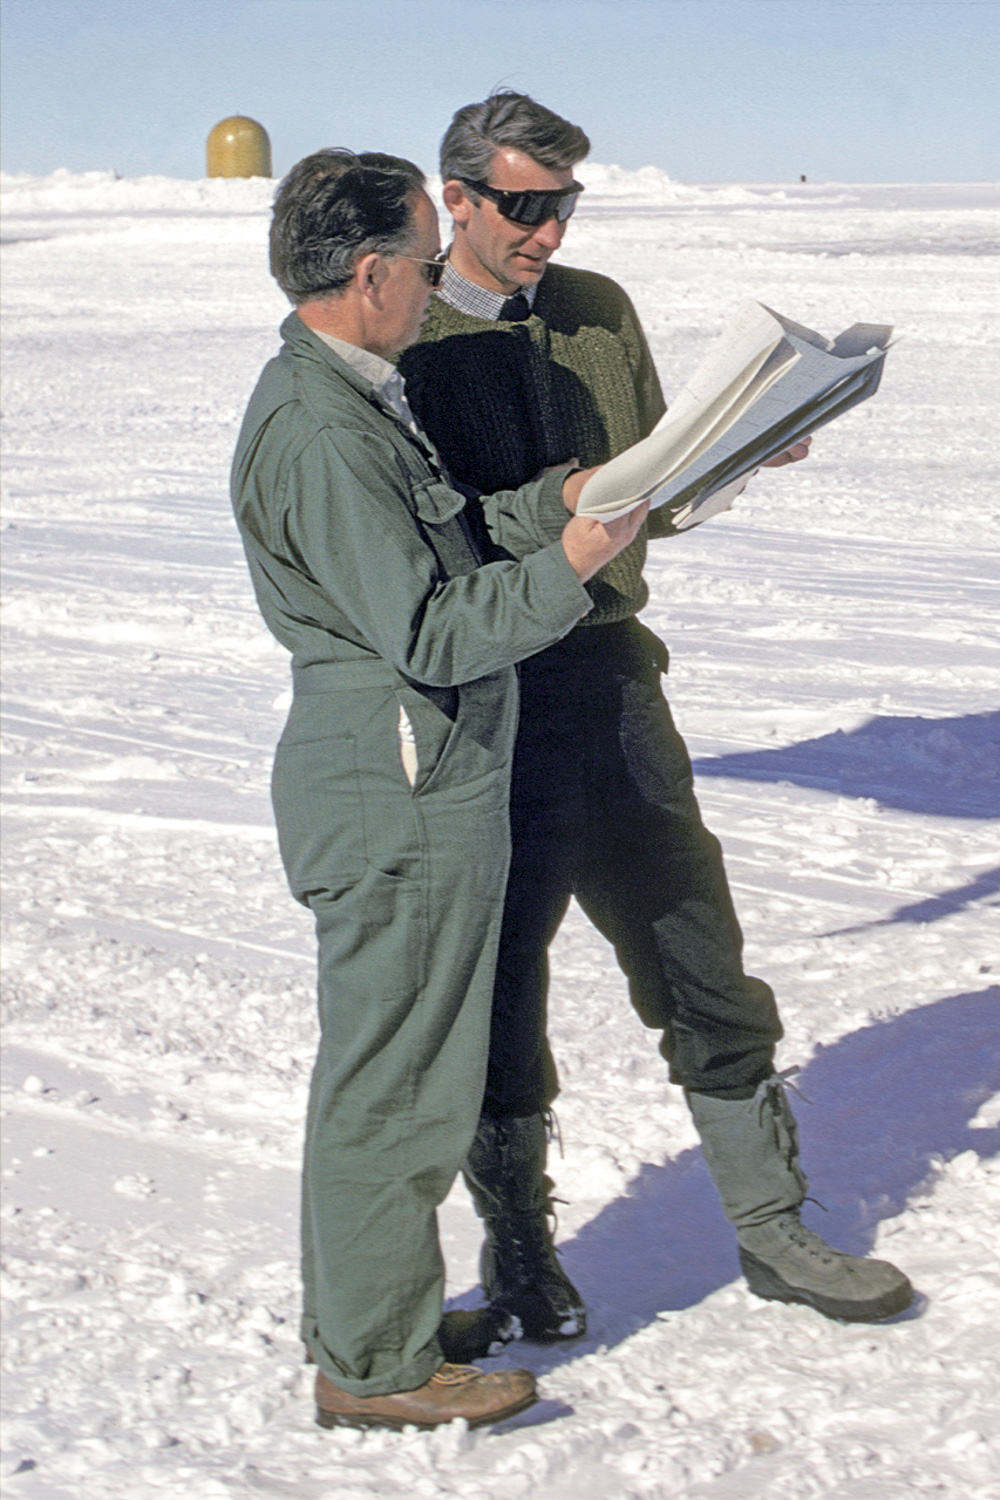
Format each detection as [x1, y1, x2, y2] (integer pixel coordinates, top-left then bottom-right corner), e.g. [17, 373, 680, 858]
[577, 301, 892, 527]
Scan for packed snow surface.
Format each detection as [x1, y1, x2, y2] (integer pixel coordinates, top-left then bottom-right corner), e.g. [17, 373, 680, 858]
[2, 167, 999, 1498]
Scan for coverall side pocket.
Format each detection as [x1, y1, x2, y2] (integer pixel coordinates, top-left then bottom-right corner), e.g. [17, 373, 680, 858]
[271, 733, 366, 902]
[394, 683, 460, 796]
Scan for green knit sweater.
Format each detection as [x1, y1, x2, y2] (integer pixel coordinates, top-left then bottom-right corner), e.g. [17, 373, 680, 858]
[399, 264, 671, 625]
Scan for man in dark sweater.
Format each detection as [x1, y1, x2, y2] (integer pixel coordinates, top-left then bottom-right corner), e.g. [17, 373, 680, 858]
[398, 92, 912, 1343]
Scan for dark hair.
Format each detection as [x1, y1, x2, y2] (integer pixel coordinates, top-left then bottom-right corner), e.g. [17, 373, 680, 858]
[440, 91, 590, 188]
[269, 148, 426, 304]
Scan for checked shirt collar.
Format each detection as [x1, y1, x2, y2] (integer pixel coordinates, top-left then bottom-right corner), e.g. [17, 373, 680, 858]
[436, 260, 539, 322]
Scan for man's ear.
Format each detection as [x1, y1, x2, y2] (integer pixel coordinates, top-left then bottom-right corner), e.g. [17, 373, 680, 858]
[355, 251, 387, 302]
[442, 179, 473, 227]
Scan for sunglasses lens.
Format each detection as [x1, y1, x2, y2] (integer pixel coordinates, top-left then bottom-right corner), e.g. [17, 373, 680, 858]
[417, 257, 445, 287]
[505, 192, 556, 227]
[495, 193, 529, 226]
[501, 189, 579, 227]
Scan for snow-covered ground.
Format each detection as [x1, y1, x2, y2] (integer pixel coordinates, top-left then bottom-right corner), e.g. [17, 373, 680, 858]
[1, 167, 998, 1499]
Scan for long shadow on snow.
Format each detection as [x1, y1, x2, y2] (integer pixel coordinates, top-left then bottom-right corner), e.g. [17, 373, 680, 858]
[691, 711, 1000, 820]
[824, 864, 1000, 936]
[529, 987, 1000, 1372]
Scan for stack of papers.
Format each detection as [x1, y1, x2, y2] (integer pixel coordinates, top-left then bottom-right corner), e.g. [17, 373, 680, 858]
[577, 301, 892, 528]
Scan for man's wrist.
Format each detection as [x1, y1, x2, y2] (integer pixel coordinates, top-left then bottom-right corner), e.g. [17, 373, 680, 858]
[562, 465, 598, 513]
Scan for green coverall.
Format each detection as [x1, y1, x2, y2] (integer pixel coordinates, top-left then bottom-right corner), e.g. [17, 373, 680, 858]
[231, 314, 591, 1396]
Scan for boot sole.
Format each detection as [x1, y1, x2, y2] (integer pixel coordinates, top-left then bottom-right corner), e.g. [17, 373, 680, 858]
[739, 1248, 914, 1322]
[496, 1314, 585, 1344]
[518, 1319, 586, 1345]
[316, 1389, 537, 1432]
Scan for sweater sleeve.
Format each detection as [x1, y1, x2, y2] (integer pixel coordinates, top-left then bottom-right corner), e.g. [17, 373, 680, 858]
[281, 426, 591, 687]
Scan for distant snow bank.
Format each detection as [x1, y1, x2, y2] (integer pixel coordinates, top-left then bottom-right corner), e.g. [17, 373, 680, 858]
[0, 163, 765, 218]
[0, 168, 277, 216]
[6, 167, 985, 228]
[577, 162, 756, 204]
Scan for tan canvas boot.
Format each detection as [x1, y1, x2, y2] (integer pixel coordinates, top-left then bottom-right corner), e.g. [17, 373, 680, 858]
[688, 1074, 913, 1322]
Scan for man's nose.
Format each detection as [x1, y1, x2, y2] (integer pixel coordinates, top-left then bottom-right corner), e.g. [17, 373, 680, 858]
[531, 215, 566, 250]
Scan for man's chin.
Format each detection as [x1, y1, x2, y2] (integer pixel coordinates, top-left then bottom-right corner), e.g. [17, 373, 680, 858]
[510, 257, 550, 285]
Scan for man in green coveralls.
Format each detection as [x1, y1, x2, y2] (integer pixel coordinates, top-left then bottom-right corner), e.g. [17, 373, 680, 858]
[231, 150, 647, 1429]
[399, 93, 913, 1344]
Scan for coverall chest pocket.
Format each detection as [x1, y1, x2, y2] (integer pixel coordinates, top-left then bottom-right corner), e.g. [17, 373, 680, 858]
[410, 478, 481, 577]
[410, 477, 466, 523]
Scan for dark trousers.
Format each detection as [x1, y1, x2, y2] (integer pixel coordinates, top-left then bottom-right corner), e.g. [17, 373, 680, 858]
[484, 619, 783, 1117]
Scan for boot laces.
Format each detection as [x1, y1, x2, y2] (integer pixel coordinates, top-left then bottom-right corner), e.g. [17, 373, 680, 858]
[753, 1066, 810, 1120]
[432, 1363, 482, 1385]
[543, 1107, 565, 1158]
[496, 1209, 560, 1282]
[772, 1212, 838, 1265]
[487, 1201, 582, 1314]
[752, 1068, 817, 1201]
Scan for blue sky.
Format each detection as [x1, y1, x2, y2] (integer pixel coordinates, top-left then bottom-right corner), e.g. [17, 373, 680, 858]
[2, 0, 997, 182]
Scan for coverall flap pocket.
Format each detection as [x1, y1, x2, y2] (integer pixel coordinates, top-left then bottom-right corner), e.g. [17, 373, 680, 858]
[410, 478, 466, 524]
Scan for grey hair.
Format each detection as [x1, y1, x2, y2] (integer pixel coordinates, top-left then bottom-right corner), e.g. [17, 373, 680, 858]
[440, 90, 590, 189]
[269, 148, 426, 305]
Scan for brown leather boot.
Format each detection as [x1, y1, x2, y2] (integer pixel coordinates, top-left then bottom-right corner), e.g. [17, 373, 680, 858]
[315, 1361, 537, 1431]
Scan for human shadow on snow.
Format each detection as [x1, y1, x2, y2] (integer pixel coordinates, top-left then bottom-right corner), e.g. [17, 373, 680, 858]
[527, 987, 1000, 1373]
[824, 863, 1000, 936]
[690, 710, 1000, 820]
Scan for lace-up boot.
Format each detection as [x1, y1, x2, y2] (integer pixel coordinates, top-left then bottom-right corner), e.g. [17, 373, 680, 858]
[687, 1074, 913, 1322]
[737, 1211, 912, 1320]
[315, 1361, 536, 1430]
[463, 1112, 586, 1343]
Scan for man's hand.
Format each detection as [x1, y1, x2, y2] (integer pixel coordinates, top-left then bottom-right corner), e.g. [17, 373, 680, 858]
[561, 501, 650, 583]
[762, 436, 812, 468]
[561, 465, 599, 513]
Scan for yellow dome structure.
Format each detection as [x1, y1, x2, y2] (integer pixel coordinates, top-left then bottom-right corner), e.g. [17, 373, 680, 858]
[206, 116, 272, 178]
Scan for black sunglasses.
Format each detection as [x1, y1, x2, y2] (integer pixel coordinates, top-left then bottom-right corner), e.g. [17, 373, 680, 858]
[398, 252, 448, 288]
[459, 177, 585, 228]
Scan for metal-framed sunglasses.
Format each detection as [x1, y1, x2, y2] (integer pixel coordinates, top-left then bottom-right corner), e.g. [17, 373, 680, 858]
[459, 177, 585, 228]
[397, 251, 448, 288]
